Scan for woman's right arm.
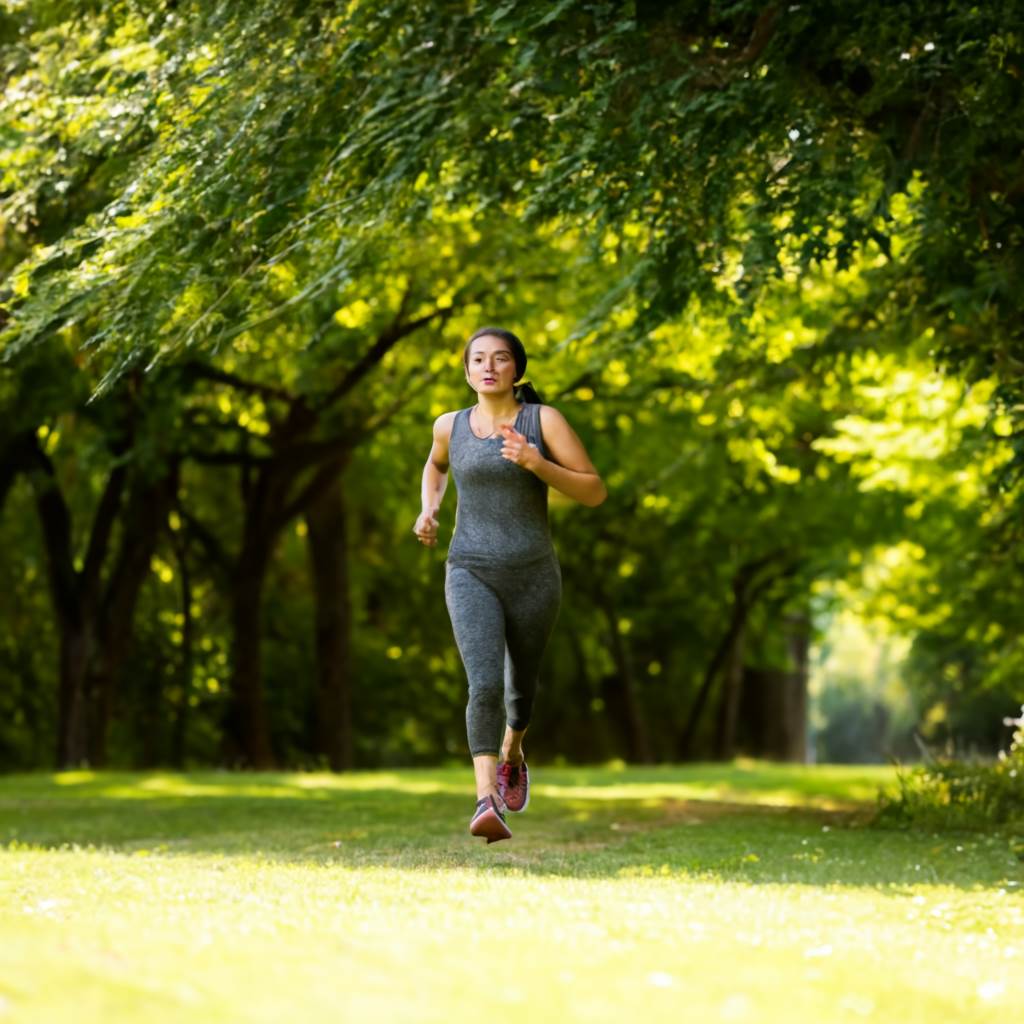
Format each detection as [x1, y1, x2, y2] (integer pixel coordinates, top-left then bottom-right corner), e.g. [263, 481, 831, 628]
[413, 412, 455, 547]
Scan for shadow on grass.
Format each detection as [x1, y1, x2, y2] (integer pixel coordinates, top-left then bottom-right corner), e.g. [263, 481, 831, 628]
[0, 767, 1019, 891]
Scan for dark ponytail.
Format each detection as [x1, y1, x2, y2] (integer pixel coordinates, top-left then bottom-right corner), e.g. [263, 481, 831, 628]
[513, 380, 543, 404]
[465, 326, 543, 404]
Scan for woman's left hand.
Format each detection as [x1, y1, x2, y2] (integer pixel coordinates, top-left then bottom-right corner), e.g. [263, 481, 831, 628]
[499, 424, 542, 471]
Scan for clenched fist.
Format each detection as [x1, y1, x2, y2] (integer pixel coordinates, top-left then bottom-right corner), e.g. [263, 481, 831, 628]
[413, 506, 440, 547]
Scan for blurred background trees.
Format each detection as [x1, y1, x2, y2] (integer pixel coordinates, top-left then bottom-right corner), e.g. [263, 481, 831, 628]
[1, 0, 1021, 769]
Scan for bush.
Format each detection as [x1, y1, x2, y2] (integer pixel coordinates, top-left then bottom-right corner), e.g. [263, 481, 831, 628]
[874, 707, 1024, 833]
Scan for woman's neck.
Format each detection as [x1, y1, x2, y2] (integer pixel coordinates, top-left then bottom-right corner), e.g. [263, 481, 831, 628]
[475, 392, 521, 419]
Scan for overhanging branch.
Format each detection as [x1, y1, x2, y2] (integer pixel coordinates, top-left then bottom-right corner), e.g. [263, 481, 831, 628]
[181, 361, 294, 403]
[317, 302, 452, 411]
[279, 454, 350, 526]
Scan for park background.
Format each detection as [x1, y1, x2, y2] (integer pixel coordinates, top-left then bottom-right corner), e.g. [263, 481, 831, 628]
[2, 0, 1021, 774]
[2, 4, 1023, 1023]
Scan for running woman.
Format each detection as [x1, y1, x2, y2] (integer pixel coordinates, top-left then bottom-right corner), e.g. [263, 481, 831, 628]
[413, 327, 607, 843]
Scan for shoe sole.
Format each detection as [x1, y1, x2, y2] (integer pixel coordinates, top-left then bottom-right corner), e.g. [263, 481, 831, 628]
[469, 806, 512, 844]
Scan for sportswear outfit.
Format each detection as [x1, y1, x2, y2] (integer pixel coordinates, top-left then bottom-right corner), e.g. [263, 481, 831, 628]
[444, 403, 561, 758]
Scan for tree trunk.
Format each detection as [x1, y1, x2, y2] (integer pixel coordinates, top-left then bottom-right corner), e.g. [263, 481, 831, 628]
[223, 535, 277, 768]
[567, 623, 609, 762]
[778, 610, 810, 762]
[169, 518, 194, 769]
[222, 445, 351, 770]
[31, 439, 127, 769]
[87, 467, 178, 766]
[678, 588, 749, 760]
[678, 553, 792, 760]
[599, 599, 651, 763]
[57, 622, 92, 768]
[714, 616, 747, 760]
[33, 459, 91, 768]
[737, 610, 810, 762]
[183, 318, 437, 770]
[305, 479, 354, 771]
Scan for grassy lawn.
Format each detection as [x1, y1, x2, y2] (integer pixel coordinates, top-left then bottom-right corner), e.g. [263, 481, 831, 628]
[1, 761, 1021, 1023]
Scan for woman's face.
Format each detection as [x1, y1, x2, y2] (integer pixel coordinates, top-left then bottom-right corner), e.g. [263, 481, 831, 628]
[465, 335, 517, 394]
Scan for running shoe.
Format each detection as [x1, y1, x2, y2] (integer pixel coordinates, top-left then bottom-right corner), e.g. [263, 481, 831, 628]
[469, 794, 512, 844]
[496, 759, 530, 813]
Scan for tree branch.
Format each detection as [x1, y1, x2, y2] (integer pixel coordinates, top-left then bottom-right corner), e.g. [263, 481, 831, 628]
[177, 505, 234, 577]
[28, 440, 80, 625]
[0, 429, 42, 514]
[184, 447, 273, 467]
[79, 463, 129, 605]
[181, 360, 294, 403]
[317, 303, 452, 411]
[358, 367, 443, 440]
[278, 454, 350, 527]
[738, 6, 780, 65]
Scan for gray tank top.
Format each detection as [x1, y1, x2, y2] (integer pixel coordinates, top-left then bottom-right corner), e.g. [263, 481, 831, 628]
[446, 403, 555, 569]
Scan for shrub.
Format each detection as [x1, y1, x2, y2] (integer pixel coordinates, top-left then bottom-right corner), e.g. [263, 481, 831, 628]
[874, 707, 1024, 833]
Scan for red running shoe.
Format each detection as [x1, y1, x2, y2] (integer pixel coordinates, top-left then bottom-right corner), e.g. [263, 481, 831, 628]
[469, 795, 512, 844]
[496, 759, 530, 813]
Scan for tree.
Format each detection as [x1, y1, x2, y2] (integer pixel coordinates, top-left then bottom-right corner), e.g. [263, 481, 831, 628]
[3, 1, 1023, 768]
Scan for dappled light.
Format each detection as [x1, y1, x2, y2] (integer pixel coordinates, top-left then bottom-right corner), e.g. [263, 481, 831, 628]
[3, 765, 1016, 892]
[3, 1, 1024, 1020]
[2, 766, 1021, 1022]
[2, 0, 1023, 778]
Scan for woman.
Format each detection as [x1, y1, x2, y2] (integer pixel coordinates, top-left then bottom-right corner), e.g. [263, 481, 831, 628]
[413, 327, 607, 843]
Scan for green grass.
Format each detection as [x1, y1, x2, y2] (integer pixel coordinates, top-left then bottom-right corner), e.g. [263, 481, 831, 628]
[1, 761, 1021, 1022]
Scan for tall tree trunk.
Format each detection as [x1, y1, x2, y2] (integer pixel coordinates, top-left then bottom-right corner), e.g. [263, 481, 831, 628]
[778, 610, 810, 762]
[736, 609, 811, 762]
[185, 311, 443, 769]
[34, 458, 91, 768]
[32, 439, 127, 769]
[305, 479, 354, 771]
[57, 622, 92, 767]
[598, 598, 651, 763]
[169, 516, 194, 769]
[87, 466, 178, 766]
[220, 447, 349, 769]
[678, 553, 792, 760]
[678, 586, 749, 760]
[223, 533, 277, 768]
[714, 617, 747, 760]
[567, 623, 608, 761]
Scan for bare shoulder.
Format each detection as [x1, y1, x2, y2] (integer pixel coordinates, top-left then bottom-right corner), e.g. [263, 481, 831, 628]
[432, 410, 459, 441]
[537, 404, 597, 472]
[538, 404, 573, 432]
[428, 411, 459, 471]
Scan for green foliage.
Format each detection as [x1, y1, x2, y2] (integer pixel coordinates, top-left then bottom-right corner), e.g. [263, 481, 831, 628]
[2, 0, 1024, 769]
[6, 1, 1024, 392]
[875, 707, 1024, 833]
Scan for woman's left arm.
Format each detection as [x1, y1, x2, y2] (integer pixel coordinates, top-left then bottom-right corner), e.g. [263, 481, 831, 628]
[499, 406, 608, 507]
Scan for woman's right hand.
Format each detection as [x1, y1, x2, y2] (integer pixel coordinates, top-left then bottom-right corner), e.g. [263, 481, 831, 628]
[413, 507, 440, 547]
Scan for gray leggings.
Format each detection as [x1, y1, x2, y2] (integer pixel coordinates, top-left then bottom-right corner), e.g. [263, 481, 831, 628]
[445, 555, 562, 756]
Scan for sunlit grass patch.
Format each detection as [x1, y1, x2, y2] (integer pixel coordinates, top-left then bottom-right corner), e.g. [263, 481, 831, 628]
[1, 763, 1021, 1023]
[534, 759, 895, 810]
